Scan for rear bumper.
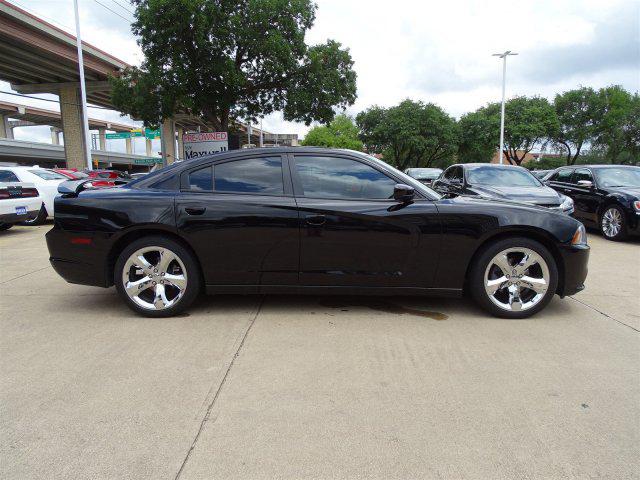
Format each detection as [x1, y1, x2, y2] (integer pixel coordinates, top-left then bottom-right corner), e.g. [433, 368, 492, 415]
[558, 244, 590, 297]
[46, 228, 111, 287]
[0, 209, 39, 224]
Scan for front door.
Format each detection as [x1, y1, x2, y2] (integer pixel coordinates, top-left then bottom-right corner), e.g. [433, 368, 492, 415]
[175, 155, 299, 288]
[291, 154, 440, 289]
[571, 168, 601, 224]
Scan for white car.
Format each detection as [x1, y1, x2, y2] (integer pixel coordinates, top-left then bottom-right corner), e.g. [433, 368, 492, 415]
[0, 181, 42, 230]
[0, 166, 67, 225]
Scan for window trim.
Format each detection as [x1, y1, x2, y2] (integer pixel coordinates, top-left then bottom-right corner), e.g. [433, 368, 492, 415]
[289, 153, 423, 202]
[179, 154, 291, 197]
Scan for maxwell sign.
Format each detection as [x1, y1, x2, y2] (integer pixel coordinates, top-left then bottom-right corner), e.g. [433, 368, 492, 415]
[183, 132, 228, 159]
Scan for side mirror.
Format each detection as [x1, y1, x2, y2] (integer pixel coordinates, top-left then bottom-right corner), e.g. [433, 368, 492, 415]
[577, 180, 593, 188]
[393, 184, 415, 203]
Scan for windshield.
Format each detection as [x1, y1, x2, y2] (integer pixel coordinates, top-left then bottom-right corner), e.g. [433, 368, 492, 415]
[467, 166, 541, 187]
[406, 168, 442, 180]
[366, 155, 442, 199]
[594, 167, 640, 188]
[29, 169, 67, 180]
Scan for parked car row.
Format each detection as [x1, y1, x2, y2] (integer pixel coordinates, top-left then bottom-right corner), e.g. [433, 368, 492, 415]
[405, 163, 640, 241]
[0, 166, 135, 228]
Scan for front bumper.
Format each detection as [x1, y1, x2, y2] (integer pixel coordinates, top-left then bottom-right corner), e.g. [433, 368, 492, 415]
[558, 244, 590, 297]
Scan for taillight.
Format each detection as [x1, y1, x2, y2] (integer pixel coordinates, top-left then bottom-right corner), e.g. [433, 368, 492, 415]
[0, 190, 9, 199]
[21, 188, 39, 197]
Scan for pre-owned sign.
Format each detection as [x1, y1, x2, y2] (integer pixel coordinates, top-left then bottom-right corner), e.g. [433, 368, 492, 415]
[183, 132, 228, 160]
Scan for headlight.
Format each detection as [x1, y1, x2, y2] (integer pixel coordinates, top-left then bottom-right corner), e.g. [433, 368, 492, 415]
[571, 224, 588, 246]
[560, 194, 574, 213]
[633, 200, 640, 212]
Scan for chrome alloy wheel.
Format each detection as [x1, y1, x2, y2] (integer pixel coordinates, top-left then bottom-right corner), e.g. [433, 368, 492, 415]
[483, 247, 550, 312]
[121, 246, 188, 311]
[601, 207, 622, 238]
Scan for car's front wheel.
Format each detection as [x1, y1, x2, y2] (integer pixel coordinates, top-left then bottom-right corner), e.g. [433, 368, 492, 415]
[600, 205, 627, 241]
[114, 236, 201, 317]
[469, 237, 558, 319]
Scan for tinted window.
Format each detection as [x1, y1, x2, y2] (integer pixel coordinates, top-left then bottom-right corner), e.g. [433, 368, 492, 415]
[467, 166, 540, 187]
[553, 169, 574, 183]
[295, 156, 396, 200]
[214, 157, 283, 194]
[151, 175, 178, 191]
[29, 169, 67, 180]
[0, 170, 20, 182]
[188, 166, 213, 191]
[574, 169, 593, 183]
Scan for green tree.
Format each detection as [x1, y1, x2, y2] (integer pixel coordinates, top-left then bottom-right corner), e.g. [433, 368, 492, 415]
[552, 87, 599, 165]
[301, 114, 363, 150]
[111, 0, 357, 131]
[593, 86, 638, 164]
[457, 106, 499, 163]
[501, 96, 559, 165]
[356, 100, 458, 170]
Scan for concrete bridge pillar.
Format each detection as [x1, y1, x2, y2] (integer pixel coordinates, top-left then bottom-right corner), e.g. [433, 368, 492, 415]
[145, 138, 153, 156]
[50, 127, 61, 145]
[98, 128, 106, 150]
[59, 85, 88, 170]
[0, 115, 14, 139]
[177, 127, 184, 160]
[125, 137, 133, 154]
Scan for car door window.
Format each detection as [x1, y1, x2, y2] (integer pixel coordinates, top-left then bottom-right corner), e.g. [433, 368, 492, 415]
[187, 166, 213, 191]
[295, 156, 396, 200]
[214, 157, 284, 194]
[554, 169, 573, 184]
[574, 169, 593, 184]
[450, 167, 463, 183]
[0, 170, 20, 182]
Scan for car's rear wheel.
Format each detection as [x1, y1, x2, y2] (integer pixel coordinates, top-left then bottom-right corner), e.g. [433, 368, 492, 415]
[114, 236, 201, 317]
[20, 205, 47, 226]
[600, 205, 627, 241]
[469, 237, 558, 319]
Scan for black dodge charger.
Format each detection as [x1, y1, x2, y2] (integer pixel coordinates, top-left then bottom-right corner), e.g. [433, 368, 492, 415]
[47, 148, 589, 319]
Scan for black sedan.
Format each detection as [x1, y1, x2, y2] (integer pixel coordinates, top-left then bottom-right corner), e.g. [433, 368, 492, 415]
[432, 163, 575, 214]
[47, 148, 589, 319]
[545, 165, 640, 241]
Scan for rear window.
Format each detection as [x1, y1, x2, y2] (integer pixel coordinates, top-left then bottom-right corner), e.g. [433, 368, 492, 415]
[0, 170, 20, 182]
[187, 166, 213, 191]
[29, 169, 67, 180]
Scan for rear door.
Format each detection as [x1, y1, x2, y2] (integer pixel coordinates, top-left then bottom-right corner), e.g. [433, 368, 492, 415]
[572, 168, 601, 224]
[290, 153, 440, 289]
[175, 154, 299, 289]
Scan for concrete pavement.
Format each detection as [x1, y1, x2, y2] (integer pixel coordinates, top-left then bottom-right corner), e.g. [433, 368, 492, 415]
[1, 225, 638, 479]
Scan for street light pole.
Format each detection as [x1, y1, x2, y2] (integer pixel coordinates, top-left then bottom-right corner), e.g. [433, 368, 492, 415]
[73, 0, 93, 170]
[492, 50, 518, 165]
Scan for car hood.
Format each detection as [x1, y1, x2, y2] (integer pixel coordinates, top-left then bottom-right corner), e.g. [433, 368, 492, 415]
[607, 186, 640, 198]
[468, 185, 561, 205]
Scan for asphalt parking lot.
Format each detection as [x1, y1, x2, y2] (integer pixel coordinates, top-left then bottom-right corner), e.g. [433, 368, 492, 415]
[1, 225, 638, 479]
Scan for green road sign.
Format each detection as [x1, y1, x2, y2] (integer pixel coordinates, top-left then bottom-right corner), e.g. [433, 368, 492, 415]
[144, 128, 160, 139]
[105, 132, 130, 139]
[130, 130, 143, 137]
[133, 157, 163, 165]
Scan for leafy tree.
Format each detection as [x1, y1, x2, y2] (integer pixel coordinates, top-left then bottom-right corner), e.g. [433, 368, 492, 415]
[501, 96, 559, 165]
[593, 86, 638, 164]
[552, 87, 599, 165]
[301, 114, 363, 150]
[457, 106, 499, 163]
[110, 0, 357, 131]
[356, 100, 458, 170]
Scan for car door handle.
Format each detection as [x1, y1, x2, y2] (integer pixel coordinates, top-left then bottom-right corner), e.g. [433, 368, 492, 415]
[305, 214, 326, 226]
[185, 206, 206, 215]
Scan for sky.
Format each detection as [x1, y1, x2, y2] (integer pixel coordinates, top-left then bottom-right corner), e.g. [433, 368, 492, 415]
[2, 0, 639, 146]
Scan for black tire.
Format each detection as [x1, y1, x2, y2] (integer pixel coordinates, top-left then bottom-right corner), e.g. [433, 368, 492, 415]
[469, 237, 558, 319]
[114, 235, 201, 317]
[599, 205, 628, 241]
[0, 223, 13, 231]
[20, 205, 47, 226]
